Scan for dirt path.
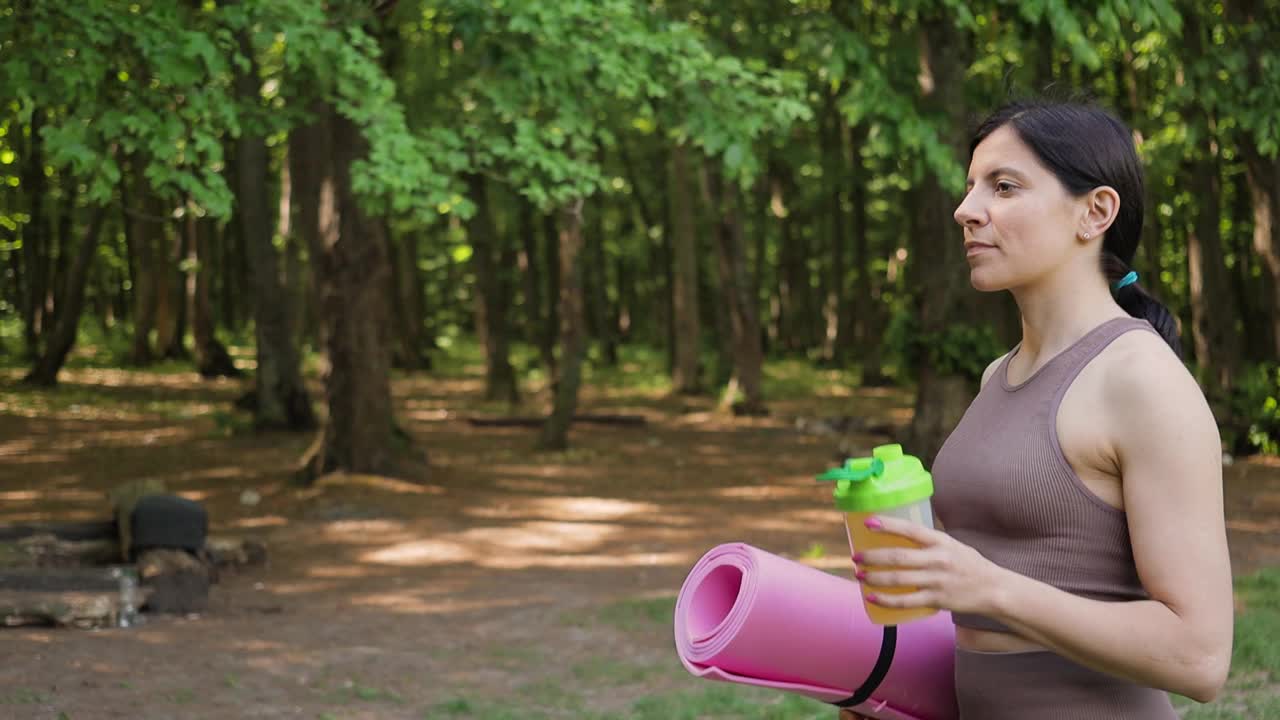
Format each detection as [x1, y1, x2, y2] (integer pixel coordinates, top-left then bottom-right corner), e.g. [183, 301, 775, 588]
[1, 367, 1275, 719]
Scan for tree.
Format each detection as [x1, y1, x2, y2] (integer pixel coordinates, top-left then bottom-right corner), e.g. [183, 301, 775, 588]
[269, 0, 464, 479]
[2, 1, 237, 385]
[233, 22, 316, 430]
[669, 142, 702, 394]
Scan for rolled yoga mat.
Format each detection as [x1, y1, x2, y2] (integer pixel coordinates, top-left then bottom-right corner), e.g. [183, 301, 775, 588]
[674, 543, 959, 720]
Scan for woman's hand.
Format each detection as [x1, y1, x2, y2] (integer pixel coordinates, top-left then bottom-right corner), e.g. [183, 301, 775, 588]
[854, 515, 1007, 617]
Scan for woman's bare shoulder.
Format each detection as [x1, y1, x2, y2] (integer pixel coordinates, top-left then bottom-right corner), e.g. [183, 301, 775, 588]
[980, 351, 1011, 390]
[1099, 329, 1219, 448]
[1101, 329, 1201, 401]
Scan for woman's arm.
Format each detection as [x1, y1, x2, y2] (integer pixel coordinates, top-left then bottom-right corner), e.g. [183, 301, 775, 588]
[857, 335, 1233, 702]
[993, 337, 1232, 699]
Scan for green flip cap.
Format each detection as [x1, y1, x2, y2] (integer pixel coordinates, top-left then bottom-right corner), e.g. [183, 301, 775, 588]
[815, 443, 933, 512]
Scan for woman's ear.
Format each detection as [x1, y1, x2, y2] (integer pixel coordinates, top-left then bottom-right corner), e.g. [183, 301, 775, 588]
[1079, 186, 1120, 242]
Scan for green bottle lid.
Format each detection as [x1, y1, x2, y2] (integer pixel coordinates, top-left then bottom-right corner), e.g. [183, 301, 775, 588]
[815, 444, 933, 512]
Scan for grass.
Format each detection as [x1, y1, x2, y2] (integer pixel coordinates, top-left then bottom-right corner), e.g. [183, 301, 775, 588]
[571, 658, 662, 686]
[625, 685, 831, 719]
[1175, 567, 1280, 719]
[2, 687, 49, 704]
[423, 686, 830, 720]
[325, 679, 405, 705]
[486, 569, 1280, 720]
[593, 595, 678, 632]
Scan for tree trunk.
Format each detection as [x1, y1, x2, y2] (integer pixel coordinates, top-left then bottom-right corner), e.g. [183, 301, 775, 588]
[539, 200, 588, 451]
[48, 190, 75, 334]
[585, 202, 618, 366]
[616, 252, 634, 341]
[905, 19, 976, 465]
[1242, 147, 1280, 359]
[669, 143, 702, 394]
[156, 210, 189, 359]
[278, 156, 314, 352]
[848, 124, 890, 385]
[541, 212, 560, 381]
[822, 97, 849, 365]
[1230, 173, 1272, 362]
[235, 30, 315, 430]
[20, 108, 49, 360]
[772, 166, 798, 353]
[1185, 154, 1242, 397]
[122, 160, 158, 365]
[24, 206, 109, 386]
[187, 212, 239, 378]
[389, 227, 428, 370]
[296, 105, 401, 478]
[1181, 18, 1242, 396]
[287, 124, 327, 361]
[465, 173, 520, 405]
[1224, 0, 1280, 360]
[517, 200, 544, 354]
[701, 165, 767, 415]
[150, 206, 182, 360]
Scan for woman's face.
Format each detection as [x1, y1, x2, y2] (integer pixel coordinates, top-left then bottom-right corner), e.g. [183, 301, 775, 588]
[953, 125, 1086, 292]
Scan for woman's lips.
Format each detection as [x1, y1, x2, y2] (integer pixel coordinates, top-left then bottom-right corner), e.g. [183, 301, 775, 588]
[965, 242, 995, 257]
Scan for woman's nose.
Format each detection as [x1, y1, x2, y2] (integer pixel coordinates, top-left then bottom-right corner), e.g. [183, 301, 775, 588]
[953, 191, 985, 228]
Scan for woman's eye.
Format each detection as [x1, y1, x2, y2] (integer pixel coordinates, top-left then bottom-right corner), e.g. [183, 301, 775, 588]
[995, 181, 1016, 194]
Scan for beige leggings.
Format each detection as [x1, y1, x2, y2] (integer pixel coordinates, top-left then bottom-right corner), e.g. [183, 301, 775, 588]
[954, 647, 1179, 719]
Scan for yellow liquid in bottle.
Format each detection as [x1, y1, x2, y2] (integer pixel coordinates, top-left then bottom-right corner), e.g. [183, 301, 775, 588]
[845, 511, 939, 625]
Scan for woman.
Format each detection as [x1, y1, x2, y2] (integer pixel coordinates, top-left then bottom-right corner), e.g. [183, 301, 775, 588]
[842, 100, 1233, 719]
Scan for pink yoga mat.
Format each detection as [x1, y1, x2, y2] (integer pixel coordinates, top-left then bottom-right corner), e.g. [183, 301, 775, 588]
[674, 543, 958, 720]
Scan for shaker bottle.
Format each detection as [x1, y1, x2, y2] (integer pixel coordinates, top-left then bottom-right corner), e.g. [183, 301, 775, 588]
[816, 443, 938, 625]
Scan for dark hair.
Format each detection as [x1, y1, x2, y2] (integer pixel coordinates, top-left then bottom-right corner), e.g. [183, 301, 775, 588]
[970, 99, 1182, 357]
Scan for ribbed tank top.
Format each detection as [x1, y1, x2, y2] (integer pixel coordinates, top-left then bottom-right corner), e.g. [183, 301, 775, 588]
[931, 316, 1158, 633]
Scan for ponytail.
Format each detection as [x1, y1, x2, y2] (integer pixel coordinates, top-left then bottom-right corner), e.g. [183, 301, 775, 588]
[1102, 252, 1182, 358]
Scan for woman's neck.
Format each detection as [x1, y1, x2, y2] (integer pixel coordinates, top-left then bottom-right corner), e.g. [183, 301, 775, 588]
[1011, 265, 1127, 361]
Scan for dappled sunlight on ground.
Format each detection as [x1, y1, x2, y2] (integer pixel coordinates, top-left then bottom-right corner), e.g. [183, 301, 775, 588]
[1, 361, 1277, 718]
[465, 496, 661, 521]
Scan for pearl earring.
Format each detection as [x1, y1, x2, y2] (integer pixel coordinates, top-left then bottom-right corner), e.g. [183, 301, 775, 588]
[1083, 232, 1091, 240]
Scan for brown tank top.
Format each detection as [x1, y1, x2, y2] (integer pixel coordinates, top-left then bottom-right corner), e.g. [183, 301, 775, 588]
[931, 316, 1157, 632]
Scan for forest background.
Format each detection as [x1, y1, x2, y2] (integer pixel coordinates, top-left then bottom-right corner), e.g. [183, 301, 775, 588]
[2, 2, 1280, 718]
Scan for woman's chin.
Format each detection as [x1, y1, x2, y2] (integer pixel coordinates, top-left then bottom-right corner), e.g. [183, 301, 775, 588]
[968, 270, 1007, 293]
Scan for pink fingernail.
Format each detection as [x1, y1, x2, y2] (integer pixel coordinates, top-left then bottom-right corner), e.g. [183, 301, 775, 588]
[855, 570, 867, 581]
[864, 517, 883, 530]
[866, 593, 879, 603]
[852, 552, 864, 563]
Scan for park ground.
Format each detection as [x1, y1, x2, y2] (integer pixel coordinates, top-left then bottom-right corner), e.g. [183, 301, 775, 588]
[1, 343, 1277, 719]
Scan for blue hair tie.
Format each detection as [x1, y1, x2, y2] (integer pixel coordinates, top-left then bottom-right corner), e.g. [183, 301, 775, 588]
[1112, 270, 1138, 292]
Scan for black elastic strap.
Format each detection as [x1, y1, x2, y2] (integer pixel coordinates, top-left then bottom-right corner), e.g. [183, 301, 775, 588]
[833, 625, 897, 708]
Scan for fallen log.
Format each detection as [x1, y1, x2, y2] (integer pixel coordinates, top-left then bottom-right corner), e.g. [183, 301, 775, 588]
[137, 549, 208, 614]
[466, 413, 647, 428]
[0, 532, 264, 572]
[0, 567, 148, 629]
[204, 537, 267, 570]
[0, 520, 116, 542]
[0, 590, 122, 629]
[0, 567, 121, 592]
[0, 534, 120, 568]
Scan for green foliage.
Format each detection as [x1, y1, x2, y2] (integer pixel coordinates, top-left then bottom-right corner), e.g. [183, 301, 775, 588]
[429, 0, 810, 210]
[885, 311, 1005, 383]
[0, 2, 238, 213]
[1226, 363, 1280, 455]
[258, 0, 470, 220]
